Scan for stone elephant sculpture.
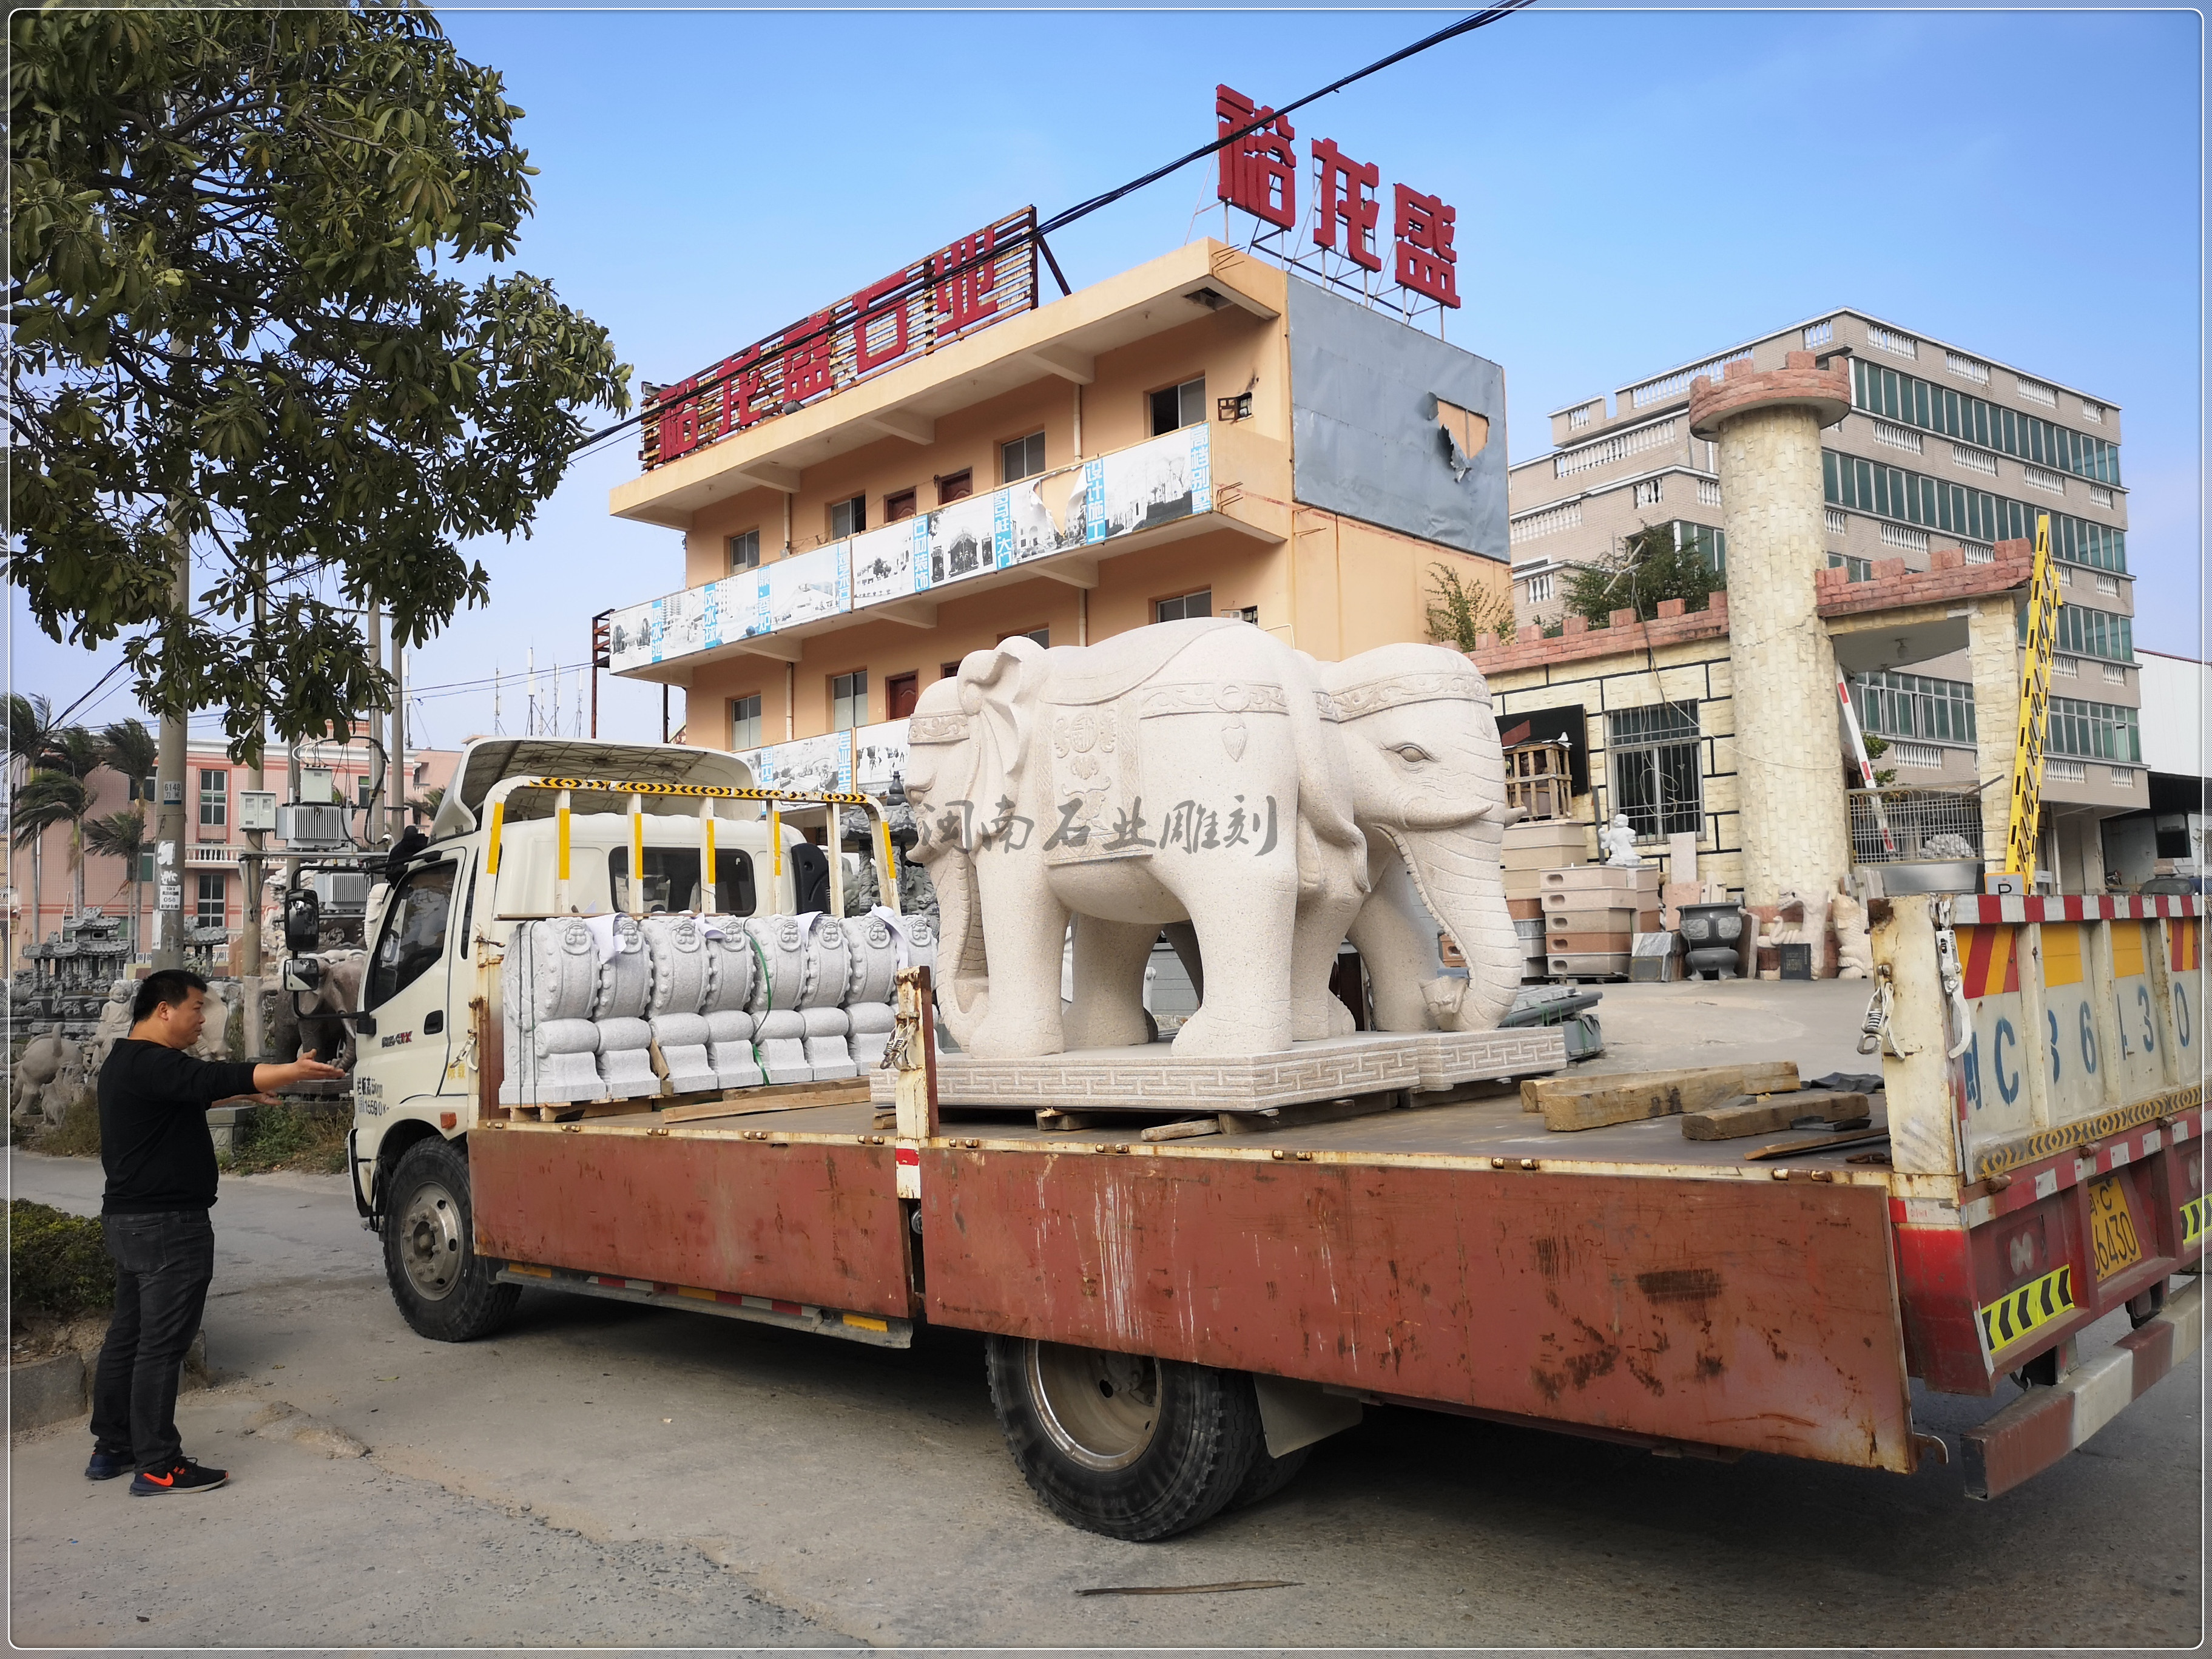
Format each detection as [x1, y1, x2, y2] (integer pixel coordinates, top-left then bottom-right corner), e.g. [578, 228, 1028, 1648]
[1125, 642, 1521, 1044]
[903, 620, 1369, 1058]
[903, 622, 1518, 1058]
[283, 950, 365, 1070]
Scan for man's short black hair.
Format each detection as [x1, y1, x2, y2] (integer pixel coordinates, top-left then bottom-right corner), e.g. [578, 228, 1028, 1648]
[133, 968, 209, 1024]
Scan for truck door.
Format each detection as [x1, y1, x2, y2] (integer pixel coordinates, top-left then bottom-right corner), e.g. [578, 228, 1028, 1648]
[359, 854, 465, 1110]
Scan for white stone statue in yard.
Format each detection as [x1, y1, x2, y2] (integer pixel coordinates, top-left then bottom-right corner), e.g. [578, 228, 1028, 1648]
[1600, 813, 1642, 868]
[1831, 879, 1872, 979]
[900, 624, 1520, 1059]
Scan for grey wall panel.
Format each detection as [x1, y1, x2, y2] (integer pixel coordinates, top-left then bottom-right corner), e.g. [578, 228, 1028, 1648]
[1286, 277, 1508, 561]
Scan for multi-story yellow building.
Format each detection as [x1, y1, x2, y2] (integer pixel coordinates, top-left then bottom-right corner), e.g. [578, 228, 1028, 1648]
[605, 235, 1510, 791]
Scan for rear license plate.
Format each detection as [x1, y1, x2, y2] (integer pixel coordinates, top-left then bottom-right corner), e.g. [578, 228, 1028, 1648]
[2088, 1175, 2143, 1280]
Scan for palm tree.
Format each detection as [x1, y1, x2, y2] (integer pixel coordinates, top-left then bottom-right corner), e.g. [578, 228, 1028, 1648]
[12, 771, 92, 930]
[406, 785, 445, 826]
[98, 720, 158, 802]
[83, 808, 147, 957]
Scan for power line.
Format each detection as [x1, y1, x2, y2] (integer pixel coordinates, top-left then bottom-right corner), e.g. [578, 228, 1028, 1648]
[564, 3, 1536, 459]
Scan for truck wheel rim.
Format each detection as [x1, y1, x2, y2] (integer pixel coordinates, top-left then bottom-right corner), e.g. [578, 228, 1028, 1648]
[1025, 1340, 1159, 1471]
[399, 1179, 465, 1302]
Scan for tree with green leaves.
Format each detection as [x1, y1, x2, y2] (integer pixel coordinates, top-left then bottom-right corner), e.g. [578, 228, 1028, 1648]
[10, 7, 631, 759]
[82, 806, 148, 956]
[1562, 522, 1726, 629]
[12, 770, 93, 925]
[98, 719, 158, 800]
[1423, 563, 1516, 652]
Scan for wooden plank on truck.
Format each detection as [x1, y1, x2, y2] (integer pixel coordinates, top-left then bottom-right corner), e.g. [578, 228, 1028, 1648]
[658, 1078, 874, 1122]
[1537, 1063, 1802, 1132]
[1681, 1090, 1872, 1141]
[1519, 1061, 1798, 1114]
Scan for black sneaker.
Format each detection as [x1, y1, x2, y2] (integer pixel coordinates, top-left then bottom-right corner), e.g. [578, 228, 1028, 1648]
[130, 1459, 228, 1496]
[85, 1448, 131, 1482]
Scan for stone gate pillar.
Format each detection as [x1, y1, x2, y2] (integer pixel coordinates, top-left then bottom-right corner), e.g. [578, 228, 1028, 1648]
[1689, 353, 1854, 911]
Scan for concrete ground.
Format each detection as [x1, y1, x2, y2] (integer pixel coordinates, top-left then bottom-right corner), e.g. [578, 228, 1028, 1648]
[9, 981, 2202, 1648]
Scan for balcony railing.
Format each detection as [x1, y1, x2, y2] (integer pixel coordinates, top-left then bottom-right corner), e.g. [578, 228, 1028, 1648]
[607, 425, 1216, 678]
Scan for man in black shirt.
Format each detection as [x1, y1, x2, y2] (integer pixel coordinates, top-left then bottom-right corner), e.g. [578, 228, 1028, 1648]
[90, 968, 344, 1493]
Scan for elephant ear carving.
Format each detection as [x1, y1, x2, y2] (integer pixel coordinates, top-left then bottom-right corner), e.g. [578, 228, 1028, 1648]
[956, 635, 1047, 828]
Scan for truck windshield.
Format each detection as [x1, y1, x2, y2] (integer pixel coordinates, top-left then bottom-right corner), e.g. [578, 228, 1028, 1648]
[609, 848, 757, 916]
[366, 862, 457, 1009]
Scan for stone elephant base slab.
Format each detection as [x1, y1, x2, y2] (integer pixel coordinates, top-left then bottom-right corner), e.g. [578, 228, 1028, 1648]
[872, 1028, 1569, 1115]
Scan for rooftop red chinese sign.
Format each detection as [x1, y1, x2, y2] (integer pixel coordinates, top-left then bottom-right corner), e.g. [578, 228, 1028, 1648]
[640, 206, 1038, 471]
[1215, 85, 1460, 312]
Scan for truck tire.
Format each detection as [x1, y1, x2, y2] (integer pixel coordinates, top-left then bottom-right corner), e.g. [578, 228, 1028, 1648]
[1227, 1442, 1310, 1510]
[985, 1335, 1263, 1540]
[382, 1135, 519, 1342]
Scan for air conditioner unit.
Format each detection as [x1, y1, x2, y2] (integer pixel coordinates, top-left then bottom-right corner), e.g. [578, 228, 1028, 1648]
[307, 870, 371, 916]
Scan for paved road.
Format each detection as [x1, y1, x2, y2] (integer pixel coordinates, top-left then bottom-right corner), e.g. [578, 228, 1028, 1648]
[11, 1134, 2199, 1649]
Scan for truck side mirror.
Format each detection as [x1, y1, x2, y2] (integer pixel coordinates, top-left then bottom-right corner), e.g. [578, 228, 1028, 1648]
[283, 888, 322, 953]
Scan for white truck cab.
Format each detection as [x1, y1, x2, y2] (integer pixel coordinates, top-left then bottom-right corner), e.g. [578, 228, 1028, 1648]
[342, 737, 877, 1243]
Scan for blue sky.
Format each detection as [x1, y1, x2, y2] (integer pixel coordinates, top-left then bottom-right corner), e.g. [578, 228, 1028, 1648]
[13, 5, 2202, 750]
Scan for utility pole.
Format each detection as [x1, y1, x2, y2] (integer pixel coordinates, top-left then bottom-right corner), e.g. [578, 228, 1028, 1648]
[239, 582, 268, 1058]
[365, 603, 386, 844]
[151, 523, 189, 970]
[388, 625, 406, 841]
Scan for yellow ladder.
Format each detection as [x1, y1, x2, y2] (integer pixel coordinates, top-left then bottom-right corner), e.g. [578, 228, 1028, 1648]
[2001, 515, 2060, 882]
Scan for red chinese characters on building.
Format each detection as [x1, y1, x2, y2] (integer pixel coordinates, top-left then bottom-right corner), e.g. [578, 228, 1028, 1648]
[1392, 184, 1460, 309]
[934, 226, 1001, 334]
[781, 311, 837, 404]
[851, 271, 915, 374]
[1309, 138, 1381, 273]
[1214, 84, 1297, 230]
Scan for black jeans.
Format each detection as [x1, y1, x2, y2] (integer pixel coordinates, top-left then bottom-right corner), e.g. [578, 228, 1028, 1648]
[90, 1209, 215, 1473]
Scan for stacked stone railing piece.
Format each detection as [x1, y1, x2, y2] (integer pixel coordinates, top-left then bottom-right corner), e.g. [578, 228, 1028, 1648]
[501, 910, 936, 1107]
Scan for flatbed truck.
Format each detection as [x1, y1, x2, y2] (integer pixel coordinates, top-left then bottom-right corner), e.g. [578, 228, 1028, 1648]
[339, 738, 2204, 1539]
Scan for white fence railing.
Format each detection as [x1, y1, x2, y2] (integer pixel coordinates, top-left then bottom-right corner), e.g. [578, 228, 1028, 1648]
[1625, 350, 1752, 409]
[1880, 521, 1929, 553]
[1944, 351, 1990, 385]
[1950, 442, 1998, 476]
[1511, 501, 1583, 544]
[2022, 465, 2066, 495]
[1872, 419, 1924, 454]
[2014, 376, 2057, 408]
[1867, 326, 1918, 359]
[1553, 416, 1678, 478]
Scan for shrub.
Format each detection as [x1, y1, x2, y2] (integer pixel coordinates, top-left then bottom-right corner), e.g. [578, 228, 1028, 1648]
[9, 1198, 115, 1319]
[29, 1091, 101, 1158]
[227, 1104, 350, 1176]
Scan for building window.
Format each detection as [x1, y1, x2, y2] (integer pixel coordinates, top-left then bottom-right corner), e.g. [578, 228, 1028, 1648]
[1631, 478, 1664, 508]
[831, 671, 868, 731]
[730, 694, 762, 750]
[1607, 703, 1701, 841]
[1849, 359, 2119, 486]
[936, 471, 972, 505]
[1827, 552, 1873, 582]
[1002, 431, 1047, 483]
[939, 661, 960, 680]
[886, 673, 919, 720]
[2038, 602, 2134, 663]
[1665, 521, 1727, 578]
[357, 774, 374, 809]
[885, 488, 917, 523]
[1525, 572, 1554, 604]
[729, 529, 761, 572]
[1156, 589, 1212, 624]
[1823, 446, 2125, 573]
[1150, 377, 1205, 436]
[829, 495, 866, 539]
[195, 871, 228, 930]
[1003, 628, 1048, 650]
[197, 768, 227, 834]
[1850, 671, 1977, 746]
[2047, 695, 2140, 763]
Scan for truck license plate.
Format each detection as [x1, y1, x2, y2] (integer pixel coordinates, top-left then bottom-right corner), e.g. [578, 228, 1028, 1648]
[2088, 1176, 2143, 1280]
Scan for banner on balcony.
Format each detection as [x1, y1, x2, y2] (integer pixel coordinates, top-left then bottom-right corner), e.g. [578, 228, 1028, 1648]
[605, 426, 1212, 678]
